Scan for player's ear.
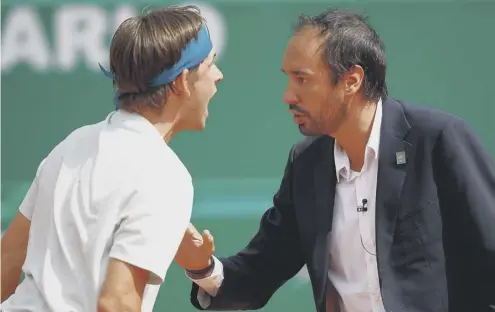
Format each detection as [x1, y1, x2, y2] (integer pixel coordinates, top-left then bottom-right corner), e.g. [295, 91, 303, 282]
[172, 69, 191, 97]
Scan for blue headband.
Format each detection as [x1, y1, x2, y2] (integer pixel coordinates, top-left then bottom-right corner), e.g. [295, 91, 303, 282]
[99, 24, 213, 107]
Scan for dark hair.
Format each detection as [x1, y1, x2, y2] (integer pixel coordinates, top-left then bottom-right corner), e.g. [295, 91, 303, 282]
[296, 8, 387, 101]
[109, 5, 204, 111]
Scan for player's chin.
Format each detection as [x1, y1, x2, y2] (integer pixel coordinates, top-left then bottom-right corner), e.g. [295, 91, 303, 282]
[197, 117, 207, 130]
[188, 116, 208, 131]
[189, 98, 213, 131]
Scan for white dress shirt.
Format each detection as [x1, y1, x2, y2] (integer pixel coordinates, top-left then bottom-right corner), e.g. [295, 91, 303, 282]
[189, 100, 385, 312]
[329, 99, 385, 312]
[2, 110, 193, 312]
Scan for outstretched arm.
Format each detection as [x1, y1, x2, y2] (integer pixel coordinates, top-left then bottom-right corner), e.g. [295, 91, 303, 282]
[189, 147, 305, 310]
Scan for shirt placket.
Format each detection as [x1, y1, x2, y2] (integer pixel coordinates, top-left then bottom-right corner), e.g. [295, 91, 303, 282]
[355, 154, 384, 312]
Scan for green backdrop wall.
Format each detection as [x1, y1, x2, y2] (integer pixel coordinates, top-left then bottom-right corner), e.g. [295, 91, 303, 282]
[2, 0, 494, 311]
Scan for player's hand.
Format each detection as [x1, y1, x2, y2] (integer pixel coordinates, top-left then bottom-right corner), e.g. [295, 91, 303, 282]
[175, 223, 215, 271]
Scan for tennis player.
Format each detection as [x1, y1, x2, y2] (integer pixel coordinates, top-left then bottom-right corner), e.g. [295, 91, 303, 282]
[1, 5, 222, 312]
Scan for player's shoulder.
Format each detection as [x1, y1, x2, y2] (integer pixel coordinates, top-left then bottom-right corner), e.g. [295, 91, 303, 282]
[42, 121, 105, 163]
[55, 120, 107, 149]
[139, 143, 192, 186]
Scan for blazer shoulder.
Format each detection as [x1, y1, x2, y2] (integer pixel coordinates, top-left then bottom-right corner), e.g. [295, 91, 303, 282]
[397, 99, 462, 135]
[290, 135, 332, 161]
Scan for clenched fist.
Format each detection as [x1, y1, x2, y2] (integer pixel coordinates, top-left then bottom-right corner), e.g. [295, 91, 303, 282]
[175, 223, 215, 271]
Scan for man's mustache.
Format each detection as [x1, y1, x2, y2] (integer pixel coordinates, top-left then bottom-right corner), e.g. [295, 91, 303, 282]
[289, 104, 308, 115]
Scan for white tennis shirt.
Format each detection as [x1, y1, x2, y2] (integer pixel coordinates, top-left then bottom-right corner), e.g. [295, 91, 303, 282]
[2, 109, 193, 312]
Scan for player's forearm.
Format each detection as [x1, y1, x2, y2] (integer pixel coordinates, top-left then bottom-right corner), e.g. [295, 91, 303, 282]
[1, 253, 25, 302]
[97, 294, 142, 312]
[1, 212, 31, 302]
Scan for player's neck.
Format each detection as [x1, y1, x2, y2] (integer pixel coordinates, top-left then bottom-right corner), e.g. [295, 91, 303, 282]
[139, 108, 179, 144]
[155, 122, 177, 143]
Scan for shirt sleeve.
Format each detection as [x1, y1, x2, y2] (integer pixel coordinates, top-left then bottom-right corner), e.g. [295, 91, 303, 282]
[109, 164, 194, 285]
[19, 158, 47, 220]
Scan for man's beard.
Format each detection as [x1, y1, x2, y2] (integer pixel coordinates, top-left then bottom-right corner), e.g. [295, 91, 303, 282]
[298, 118, 324, 136]
[298, 102, 348, 137]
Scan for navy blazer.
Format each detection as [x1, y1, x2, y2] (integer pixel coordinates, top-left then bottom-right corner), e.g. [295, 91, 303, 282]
[191, 98, 495, 312]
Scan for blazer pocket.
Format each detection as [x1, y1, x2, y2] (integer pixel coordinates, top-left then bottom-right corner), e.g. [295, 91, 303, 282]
[411, 201, 442, 246]
[393, 201, 443, 265]
[397, 201, 442, 241]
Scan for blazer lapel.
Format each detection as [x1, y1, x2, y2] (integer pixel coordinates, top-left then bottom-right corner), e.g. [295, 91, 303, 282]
[375, 98, 412, 267]
[314, 136, 337, 234]
[312, 136, 337, 312]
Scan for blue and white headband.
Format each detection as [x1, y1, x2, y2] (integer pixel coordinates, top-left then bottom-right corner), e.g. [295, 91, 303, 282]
[99, 24, 213, 108]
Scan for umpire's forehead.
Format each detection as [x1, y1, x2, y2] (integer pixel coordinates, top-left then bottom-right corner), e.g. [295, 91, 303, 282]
[282, 27, 326, 72]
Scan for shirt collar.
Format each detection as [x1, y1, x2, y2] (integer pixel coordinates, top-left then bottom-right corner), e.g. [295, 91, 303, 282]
[334, 98, 383, 182]
[106, 109, 165, 144]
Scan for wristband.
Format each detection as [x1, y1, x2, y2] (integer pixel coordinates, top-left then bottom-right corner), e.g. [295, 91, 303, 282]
[186, 256, 215, 279]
